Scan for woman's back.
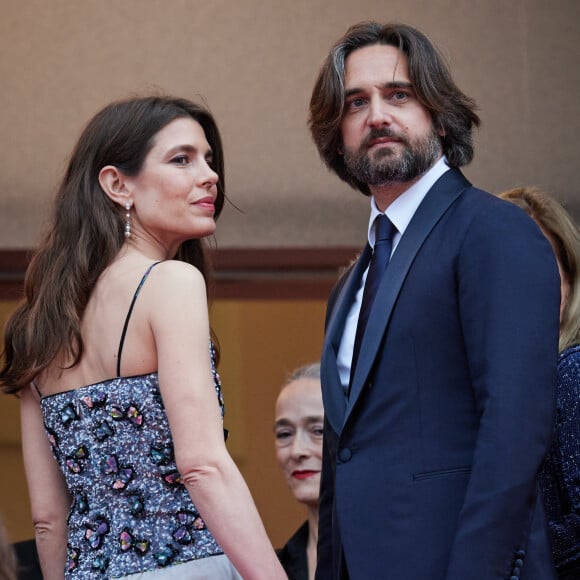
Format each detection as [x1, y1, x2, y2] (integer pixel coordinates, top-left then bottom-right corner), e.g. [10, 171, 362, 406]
[37, 254, 162, 396]
[36, 259, 227, 577]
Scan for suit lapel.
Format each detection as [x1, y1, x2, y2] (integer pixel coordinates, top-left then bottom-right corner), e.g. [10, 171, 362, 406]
[321, 245, 371, 433]
[346, 169, 471, 420]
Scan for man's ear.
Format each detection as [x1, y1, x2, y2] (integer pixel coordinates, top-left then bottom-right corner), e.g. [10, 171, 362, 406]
[99, 165, 132, 208]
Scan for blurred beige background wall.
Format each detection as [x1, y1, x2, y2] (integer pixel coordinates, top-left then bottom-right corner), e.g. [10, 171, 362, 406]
[0, 0, 579, 552]
[0, 0, 578, 251]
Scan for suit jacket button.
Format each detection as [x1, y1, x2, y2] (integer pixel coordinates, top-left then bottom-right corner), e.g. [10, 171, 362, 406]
[338, 448, 352, 462]
[515, 549, 526, 558]
[514, 558, 524, 567]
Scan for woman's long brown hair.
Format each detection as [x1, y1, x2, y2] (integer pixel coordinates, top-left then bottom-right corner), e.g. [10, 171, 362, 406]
[1, 96, 225, 393]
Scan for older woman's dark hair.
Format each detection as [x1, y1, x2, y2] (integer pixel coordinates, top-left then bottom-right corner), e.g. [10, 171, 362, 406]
[499, 186, 580, 352]
[1, 96, 225, 392]
[309, 21, 480, 196]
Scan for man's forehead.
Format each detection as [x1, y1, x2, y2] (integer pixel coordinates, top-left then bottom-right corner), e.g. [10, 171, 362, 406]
[344, 44, 410, 87]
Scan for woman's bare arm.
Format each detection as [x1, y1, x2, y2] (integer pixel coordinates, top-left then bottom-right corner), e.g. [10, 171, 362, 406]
[150, 261, 286, 580]
[21, 386, 70, 580]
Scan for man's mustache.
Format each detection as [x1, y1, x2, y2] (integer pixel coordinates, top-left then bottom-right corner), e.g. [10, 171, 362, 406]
[362, 128, 409, 149]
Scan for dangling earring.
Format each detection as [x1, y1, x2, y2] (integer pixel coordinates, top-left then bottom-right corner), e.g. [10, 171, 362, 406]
[124, 201, 132, 238]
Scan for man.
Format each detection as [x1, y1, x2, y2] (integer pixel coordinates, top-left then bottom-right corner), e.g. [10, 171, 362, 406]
[309, 22, 560, 579]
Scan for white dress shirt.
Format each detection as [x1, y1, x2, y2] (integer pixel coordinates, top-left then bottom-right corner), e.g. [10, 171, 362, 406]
[336, 157, 451, 392]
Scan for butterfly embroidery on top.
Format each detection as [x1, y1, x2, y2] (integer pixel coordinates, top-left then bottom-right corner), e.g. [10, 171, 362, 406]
[103, 455, 135, 490]
[46, 429, 59, 456]
[159, 468, 182, 486]
[127, 493, 146, 516]
[60, 403, 79, 426]
[150, 444, 173, 466]
[110, 403, 144, 427]
[91, 555, 110, 574]
[73, 492, 89, 515]
[171, 510, 206, 545]
[85, 516, 110, 550]
[119, 528, 150, 555]
[154, 544, 177, 568]
[81, 390, 107, 409]
[66, 445, 89, 474]
[66, 545, 80, 572]
[94, 421, 115, 441]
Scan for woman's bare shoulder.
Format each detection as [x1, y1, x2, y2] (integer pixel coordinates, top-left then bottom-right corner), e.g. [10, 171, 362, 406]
[151, 260, 205, 285]
[144, 261, 208, 315]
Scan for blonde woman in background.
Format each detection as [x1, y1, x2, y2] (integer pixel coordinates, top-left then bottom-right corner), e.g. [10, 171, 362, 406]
[500, 187, 580, 579]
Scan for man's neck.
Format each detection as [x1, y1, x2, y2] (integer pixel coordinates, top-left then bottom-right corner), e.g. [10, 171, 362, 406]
[370, 176, 422, 212]
[369, 156, 443, 212]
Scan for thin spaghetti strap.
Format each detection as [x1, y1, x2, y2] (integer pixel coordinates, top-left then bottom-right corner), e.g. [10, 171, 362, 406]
[31, 380, 42, 399]
[116, 261, 162, 377]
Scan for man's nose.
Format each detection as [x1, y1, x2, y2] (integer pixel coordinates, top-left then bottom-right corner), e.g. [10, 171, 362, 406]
[368, 97, 393, 127]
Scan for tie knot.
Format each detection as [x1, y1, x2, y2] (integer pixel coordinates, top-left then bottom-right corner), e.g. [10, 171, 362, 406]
[374, 214, 396, 244]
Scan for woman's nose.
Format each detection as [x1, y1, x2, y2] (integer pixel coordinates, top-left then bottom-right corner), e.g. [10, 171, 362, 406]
[200, 160, 218, 189]
[290, 431, 310, 458]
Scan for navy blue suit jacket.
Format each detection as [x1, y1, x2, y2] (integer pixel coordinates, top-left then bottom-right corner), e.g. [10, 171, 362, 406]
[316, 169, 561, 579]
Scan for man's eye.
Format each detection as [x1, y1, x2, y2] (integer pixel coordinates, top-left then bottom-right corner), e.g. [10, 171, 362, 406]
[392, 91, 408, 101]
[347, 97, 366, 110]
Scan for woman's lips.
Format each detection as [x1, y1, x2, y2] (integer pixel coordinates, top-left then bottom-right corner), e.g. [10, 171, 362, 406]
[193, 197, 215, 211]
[292, 470, 319, 480]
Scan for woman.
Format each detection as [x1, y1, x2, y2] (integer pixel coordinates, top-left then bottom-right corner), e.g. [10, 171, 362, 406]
[274, 363, 323, 580]
[500, 186, 580, 578]
[0, 96, 285, 579]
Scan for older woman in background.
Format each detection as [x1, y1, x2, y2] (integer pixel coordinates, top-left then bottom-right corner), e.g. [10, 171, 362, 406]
[500, 187, 580, 578]
[274, 363, 323, 580]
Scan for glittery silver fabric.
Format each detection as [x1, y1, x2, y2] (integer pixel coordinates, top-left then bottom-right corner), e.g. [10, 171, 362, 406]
[539, 344, 580, 577]
[40, 343, 230, 578]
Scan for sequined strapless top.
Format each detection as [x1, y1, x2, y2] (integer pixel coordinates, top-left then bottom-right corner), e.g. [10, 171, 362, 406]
[40, 346, 225, 578]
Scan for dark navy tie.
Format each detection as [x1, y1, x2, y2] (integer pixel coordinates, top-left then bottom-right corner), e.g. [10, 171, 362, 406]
[350, 214, 397, 387]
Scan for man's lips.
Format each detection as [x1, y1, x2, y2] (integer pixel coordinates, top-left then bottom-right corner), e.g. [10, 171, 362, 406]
[292, 470, 319, 480]
[367, 136, 400, 148]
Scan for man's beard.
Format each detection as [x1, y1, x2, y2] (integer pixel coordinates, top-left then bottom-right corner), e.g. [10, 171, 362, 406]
[343, 126, 442, 186]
